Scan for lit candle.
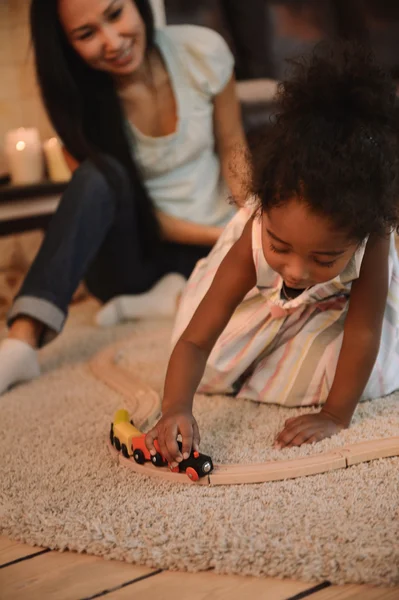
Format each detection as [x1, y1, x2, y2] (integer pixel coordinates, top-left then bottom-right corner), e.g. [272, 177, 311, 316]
[43, 137, 71, 182]
[5, 127, 44, 185]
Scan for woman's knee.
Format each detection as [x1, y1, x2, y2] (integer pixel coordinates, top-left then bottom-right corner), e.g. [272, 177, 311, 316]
[69, 155, 130, 214]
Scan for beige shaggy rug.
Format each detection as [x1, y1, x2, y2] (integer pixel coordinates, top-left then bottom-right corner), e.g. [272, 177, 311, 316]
[0, 298, 398, 586]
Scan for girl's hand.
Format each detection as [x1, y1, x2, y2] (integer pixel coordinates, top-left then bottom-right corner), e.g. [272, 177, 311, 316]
[273, 410, 347, 449]
[145, 409, 201, 467]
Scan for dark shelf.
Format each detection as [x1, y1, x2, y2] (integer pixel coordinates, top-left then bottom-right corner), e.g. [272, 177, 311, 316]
[0, 179, 68, 203]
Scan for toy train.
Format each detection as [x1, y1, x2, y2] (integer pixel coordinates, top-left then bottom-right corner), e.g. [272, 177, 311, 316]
[110, 409, 213, 481]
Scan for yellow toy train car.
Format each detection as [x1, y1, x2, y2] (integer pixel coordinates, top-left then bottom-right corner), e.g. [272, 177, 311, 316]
[110, 409, 213, 481]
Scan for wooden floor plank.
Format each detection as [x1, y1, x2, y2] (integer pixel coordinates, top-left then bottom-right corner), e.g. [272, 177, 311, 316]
[0, 549, 155, 600]
[110, 570, 312, 600]
[0, 537, 45, 567]
[312, 585, 399, 600]
[1, 538, 397, 600]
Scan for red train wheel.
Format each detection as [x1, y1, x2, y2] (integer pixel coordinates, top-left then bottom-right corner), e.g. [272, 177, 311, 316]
[186, 467, 199, 482]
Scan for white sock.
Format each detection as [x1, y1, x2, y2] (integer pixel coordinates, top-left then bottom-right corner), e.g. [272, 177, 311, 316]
[95, 273, 186, 327]
[0, 338, 40, 395]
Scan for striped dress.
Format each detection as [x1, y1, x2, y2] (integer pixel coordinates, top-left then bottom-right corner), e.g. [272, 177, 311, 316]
[172, 206, 399, 407]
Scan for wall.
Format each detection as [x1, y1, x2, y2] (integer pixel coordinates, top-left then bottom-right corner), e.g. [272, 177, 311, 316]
[0, 0, 54, 175]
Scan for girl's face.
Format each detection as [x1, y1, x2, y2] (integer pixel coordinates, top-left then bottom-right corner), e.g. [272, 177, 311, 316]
[262, 198, 359, 289]
[58, 0, 147, 77]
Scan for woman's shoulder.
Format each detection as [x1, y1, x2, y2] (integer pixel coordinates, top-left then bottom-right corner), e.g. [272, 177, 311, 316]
[160, 24, 229, 52]
[158, 25, 234, 95]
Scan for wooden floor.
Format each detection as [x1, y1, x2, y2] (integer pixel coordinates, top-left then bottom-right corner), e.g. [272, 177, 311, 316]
[0, 537, 398, 600]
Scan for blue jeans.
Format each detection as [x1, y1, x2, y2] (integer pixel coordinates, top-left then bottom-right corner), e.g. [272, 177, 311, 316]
[7, 158, 211, 345]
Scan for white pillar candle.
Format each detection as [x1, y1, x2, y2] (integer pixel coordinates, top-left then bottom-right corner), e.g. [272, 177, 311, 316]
[5, 127, 44, 186]
[43, 137, 71, 182]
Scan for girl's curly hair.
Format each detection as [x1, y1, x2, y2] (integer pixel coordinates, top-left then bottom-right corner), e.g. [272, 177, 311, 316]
[251, 42, 399, 241]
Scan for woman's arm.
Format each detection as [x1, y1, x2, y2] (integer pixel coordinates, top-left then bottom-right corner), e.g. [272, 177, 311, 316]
[274, 233, 390, 449]
[62, 148, 223, 246]
[213, 75, 251, 208]
[159, 74, 251, 245]
[156, 210, 223, 246]
[321, 233, 390, 425]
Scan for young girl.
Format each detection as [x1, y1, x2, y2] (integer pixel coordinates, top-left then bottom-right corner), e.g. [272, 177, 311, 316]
[145, 44, 399, 466]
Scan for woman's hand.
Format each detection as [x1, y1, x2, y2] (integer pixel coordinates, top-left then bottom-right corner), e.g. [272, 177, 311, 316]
[273, 409, 347, 449]
[145, 408, 201, 467]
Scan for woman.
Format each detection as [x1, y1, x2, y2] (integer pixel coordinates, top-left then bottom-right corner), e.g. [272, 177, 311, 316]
[0, 0, 249, 395]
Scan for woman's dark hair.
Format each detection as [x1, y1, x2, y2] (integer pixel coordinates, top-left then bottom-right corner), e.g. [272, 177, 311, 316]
[30, 0, 160, 254]
[251, 42, 399, 241]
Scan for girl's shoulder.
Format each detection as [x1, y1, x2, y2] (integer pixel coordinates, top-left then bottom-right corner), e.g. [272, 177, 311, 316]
[339, 232, 398, 285]
[156, 25, 234, 96]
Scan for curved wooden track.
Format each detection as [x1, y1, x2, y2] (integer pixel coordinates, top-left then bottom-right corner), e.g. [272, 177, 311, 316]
[90, 343, 399, 486]
[89, 342, 162, 432]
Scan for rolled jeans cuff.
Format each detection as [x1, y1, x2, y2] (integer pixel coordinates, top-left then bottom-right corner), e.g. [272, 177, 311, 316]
[7, 296, 66, 347]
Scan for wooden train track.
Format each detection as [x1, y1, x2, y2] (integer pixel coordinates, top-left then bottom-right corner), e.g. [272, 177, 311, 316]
[89, 342, 162, 432]
[90, 342, 399, 486]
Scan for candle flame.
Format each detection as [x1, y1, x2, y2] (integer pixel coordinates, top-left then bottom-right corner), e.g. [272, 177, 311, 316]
[16, 141, 26, 151]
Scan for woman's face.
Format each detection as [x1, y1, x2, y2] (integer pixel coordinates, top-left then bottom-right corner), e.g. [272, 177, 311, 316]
[58, 0, 147, 76]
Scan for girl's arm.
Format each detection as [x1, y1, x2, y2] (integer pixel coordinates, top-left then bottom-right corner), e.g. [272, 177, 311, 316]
[213, 75, 251, 208]
[321, 233, 390, 425]
[146, 218, 256, 463]
[164, 218, 255, 409]
[275, 233, 390, 449]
